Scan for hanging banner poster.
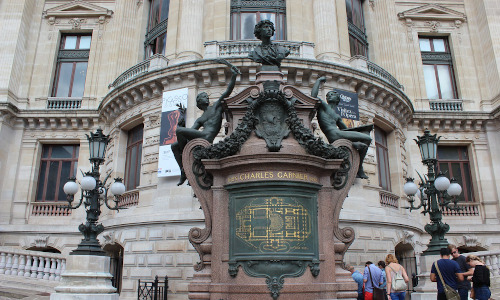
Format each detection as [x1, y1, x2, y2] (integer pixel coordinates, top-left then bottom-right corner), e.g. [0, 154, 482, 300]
[333, 89, 359, 129]
[158, 88, 188, 177]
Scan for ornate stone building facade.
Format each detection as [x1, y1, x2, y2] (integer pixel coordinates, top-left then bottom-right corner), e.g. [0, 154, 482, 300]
[0, 0, 499, 299]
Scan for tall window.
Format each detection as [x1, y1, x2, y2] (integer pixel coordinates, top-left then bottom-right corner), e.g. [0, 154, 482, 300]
[145, 0, 170, 57]
[437, 146, 474, 202]
[419, 36, 457, 99]
[230, 0, 286, 40]
[52, 34, 91, 97]
[36, 145, 79, 202]
[346, 0, 368, 57]
[375, 126, 391, 191]
[125, 125, 144, 190]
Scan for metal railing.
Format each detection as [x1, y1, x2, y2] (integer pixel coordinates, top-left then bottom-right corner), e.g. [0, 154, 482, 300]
[117, 190, 139, 207]
[442, 202, 479, 216]
[380, 190, 399, 208]
[0, 247, 66, 281]
[138, 275, 169, 300]
[31, 202, 72, 216]
[429, 100, 463, 111]
[47, 98, 81, 110]
[366, 60, 404, 90]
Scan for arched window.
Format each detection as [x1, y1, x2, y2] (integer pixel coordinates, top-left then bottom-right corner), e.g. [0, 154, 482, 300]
[346, 0, 368, 57]
[230, 0, 286, 40]
[145, 0, 170, 57]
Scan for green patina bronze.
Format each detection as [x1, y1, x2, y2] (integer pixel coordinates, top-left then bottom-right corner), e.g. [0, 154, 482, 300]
[227, 181, 320, 299]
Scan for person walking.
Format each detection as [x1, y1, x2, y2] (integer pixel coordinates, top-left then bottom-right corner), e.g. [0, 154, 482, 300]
[448, 244, 472, 300]
[348, 265, 365, 300]
[384, 254, 409, 300]
[378, 261, 388, 300]
[430, 248, 465, 300]
[465, 255, 491, 300]
[363, 261, 383, 300]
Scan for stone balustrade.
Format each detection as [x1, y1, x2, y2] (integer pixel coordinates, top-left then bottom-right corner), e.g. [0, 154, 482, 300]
[366, 60, 404, 90]
[108, 59, 152, 89]
[0, 247, 66, 281]
[379, 190, 399, 208]
[47, 98, 82, 110]
[466, 250, 500, 276]
[429, 99, 463, 111]
[442, 202, 480, 216]
[31, 201, 72, 216]
[117, 189, 139, 207]
[203, 40, 316, 60]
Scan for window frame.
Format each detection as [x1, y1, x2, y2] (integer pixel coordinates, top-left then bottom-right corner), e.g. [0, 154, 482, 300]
[52, 34, 91, 98]
[145, 0, 170, 57]
[346, 0, 368, 57]
[419, 36, 458, 99]
[36, 145, 80, 202]
[375, 126, 391, 192]
[230, 0, 286, 41]
[437, 146, 474, 203]
[124, 125, 144, 191]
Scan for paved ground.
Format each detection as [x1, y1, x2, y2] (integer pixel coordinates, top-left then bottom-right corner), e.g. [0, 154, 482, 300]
[0, 288, 50, 300]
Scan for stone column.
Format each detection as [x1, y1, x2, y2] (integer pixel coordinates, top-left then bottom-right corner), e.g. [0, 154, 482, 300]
[411, 254, 440, 300]
[176, 0, 204, 60]
[313, 0, 340, 62]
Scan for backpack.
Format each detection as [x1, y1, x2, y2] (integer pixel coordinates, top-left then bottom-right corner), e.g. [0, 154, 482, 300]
[389, 265, 407, 291]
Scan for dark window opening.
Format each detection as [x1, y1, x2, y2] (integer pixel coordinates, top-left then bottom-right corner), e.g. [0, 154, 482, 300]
[230, 0, 286, 40]
[145, 0, 170, 57]
[375, 126, 391, 191]
[125, 125, 144, 190]
[36, 145, 79, 202]
[346, 0, 368, 57]
[52, 34, 91, 98]
[419, 36, 458, 99]
[437, 146, 474, 202]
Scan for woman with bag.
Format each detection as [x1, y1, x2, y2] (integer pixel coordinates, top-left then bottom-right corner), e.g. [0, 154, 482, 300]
[384, 254, 409, 300]
[465, 255, 491, 300]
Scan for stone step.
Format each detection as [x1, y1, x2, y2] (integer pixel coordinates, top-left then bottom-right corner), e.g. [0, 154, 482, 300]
[0, 274, 58, 295]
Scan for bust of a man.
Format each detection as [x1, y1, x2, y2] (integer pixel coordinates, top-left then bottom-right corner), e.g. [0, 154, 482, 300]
[248, 20, 290, 68]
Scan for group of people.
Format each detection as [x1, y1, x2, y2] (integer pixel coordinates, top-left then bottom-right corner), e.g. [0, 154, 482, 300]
[348, 245, 491, 300]
[430, 245, 491, 300]
[348, 254, 409, 300]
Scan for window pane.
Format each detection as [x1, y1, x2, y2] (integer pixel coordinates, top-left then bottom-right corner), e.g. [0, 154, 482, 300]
[437, 65, 454, 99]
[51, 145, 74, 159]
[377, 148, 389, 191]
[64, 36, 77, 49]
[419, 38, 431, 51]
[136, 146, 142, 188]
[374, 127, 387, 146]
[46, 161, 60, 201]
[437, 147, 459, 160]
[156, 34, 167, 56]
[161, 0, 170, 22]
[58, 162, 72, 201]
[71, 62, 88, 97]
[127, 147, 137, 190]
[346, 0, 353, 23]
[36, 161, 47, 201]
[423, 65, 439, 99]
[463, 163, 473, 202]
[79, 36, 91, 49]
[352, 0, 363, 28]
[241, 13, 257, 40]
[55, 63, 74, 97]
[150, 0, 161, 28]
[432, 39, 446, 52]
[438, 162, 450, 177]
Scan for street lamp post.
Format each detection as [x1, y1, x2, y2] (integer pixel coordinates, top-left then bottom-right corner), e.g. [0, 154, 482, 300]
[403, 130, 462, 256]
[63, 128, 126, 256]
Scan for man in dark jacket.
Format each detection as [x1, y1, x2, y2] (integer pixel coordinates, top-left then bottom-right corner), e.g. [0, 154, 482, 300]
[448, 244, 472, 300]
[430, 248, 465, 300]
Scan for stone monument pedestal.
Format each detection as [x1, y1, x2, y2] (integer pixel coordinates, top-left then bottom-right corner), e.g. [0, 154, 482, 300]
[411, 255, 439, 300]
[50, 255, 118, 300]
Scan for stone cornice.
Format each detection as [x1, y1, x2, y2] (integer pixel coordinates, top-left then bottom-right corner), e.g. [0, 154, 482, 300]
[412, 111, 490, 132]
[398, 4, 467, 23]
[99, 58, 414, 127]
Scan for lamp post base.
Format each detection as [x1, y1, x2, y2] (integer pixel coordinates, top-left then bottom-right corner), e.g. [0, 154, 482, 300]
[51, 255, 118, 300]
[412, 254, 440, 300]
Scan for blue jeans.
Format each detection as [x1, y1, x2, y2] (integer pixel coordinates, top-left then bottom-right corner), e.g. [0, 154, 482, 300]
[389, 292, 405, 300]
[474, 286, 491, 300]
[458, 288, 469, 300]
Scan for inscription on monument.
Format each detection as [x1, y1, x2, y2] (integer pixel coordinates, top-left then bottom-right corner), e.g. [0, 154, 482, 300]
[226, 171, 319, 184]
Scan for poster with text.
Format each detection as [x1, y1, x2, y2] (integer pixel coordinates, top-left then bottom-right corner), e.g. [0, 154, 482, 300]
[334, 89, 359, 128]
[158, 88, 188, 177]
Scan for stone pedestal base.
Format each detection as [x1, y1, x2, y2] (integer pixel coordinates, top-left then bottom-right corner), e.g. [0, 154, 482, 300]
[411, 255, 439, 300]
[50, 255, 118, 300]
